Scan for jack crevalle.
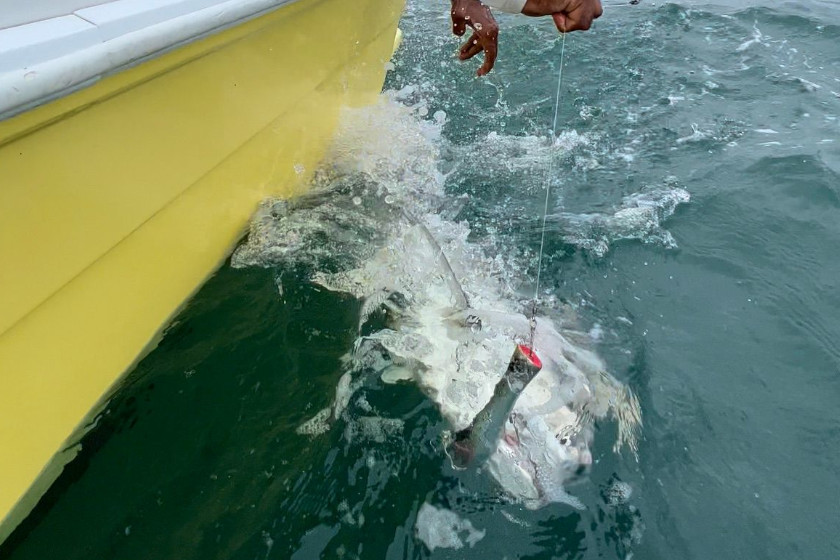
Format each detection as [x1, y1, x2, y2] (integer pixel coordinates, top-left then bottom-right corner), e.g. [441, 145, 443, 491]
[232, 98, 642, 510]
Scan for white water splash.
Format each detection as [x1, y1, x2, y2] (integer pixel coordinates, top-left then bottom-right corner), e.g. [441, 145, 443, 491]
[456, 129, 595, 178]
[557, 185, 691, 257]
[235, 95, 642, 508]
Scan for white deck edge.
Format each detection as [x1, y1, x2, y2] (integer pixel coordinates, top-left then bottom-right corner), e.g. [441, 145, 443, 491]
[0, 0, 297, 121]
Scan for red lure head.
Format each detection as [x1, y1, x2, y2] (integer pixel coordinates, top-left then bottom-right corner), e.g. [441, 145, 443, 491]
[516, 344, 542, 369]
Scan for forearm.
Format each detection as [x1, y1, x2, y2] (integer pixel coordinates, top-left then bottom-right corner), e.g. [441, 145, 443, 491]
[483, 0, 527, 13]
[521, 0, 572, 16]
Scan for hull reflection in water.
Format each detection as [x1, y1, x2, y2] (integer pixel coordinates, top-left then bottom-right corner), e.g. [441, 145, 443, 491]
[233, 96, 641, 511]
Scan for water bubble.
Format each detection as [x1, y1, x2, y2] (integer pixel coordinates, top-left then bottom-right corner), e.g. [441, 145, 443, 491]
[352, 196, 362, 206]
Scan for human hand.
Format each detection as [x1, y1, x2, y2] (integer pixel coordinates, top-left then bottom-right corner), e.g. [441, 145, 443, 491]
[522, 0, 603, 32]
[451, 0, 500, 76]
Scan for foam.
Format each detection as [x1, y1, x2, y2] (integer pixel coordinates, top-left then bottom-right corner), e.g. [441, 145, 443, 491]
[345, 416, 404, 444]
[455, 130, 594, 177]
[296, 407, 331, 437]
[415, 503, 485, 551]
[606, 481, 634, 506]
[557, 184, 691, 257]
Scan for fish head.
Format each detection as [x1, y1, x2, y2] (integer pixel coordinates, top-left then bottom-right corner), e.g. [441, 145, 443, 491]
[492, 409, 594, 503]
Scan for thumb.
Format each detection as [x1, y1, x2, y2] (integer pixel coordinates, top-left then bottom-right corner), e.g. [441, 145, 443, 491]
[551, 13, 567, 33]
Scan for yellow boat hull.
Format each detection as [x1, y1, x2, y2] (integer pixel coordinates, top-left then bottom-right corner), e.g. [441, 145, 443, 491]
[0, 0, 404, 543]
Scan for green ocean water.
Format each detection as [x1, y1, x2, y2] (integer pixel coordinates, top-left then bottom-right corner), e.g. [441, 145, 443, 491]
[3, 1, 839, 558]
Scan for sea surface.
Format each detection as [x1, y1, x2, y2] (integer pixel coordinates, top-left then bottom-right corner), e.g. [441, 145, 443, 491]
[3, 1, 839, 558]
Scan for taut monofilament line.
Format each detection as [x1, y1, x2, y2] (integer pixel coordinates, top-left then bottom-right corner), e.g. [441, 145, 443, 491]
[529, 32, 568, 350]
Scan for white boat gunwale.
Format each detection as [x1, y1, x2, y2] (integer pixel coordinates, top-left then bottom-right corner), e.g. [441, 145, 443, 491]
[0, 0, 301, 120]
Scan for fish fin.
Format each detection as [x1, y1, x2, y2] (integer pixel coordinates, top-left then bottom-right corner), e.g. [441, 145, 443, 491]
[295, 370, 358, 438]
[524, 491, 585, 511]
[358, 288, 394, 329]
[590, 370, 643, 458]
[556, 491, 586, 510]
[401, 213, 470, 310]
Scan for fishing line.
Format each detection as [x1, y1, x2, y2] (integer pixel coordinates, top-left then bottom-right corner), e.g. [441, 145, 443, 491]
[526, 3, 645, 349]
[528, 31, 567, 350]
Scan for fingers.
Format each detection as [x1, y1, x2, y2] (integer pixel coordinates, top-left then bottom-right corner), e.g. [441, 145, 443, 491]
[459, 29, 497, 77]
[552, 12, 593, 32]
[469, 6, 499, 75]
[450, 0, 500, 76]
[551, 13, 568, 32]
[552, 1, 603, 33]
[459, 33, 484, 61]
[477, 29, 498, 76]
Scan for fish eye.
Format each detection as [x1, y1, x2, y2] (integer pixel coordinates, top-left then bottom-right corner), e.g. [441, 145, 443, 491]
[558, 436, 568, 445]
[465, 314, 482, 332]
